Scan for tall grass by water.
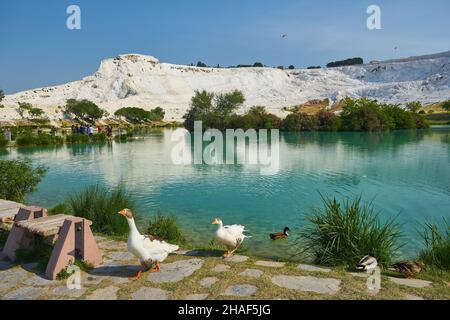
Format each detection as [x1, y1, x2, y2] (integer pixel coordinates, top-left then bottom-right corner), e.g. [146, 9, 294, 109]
[65, 132, 107, 144]
[146, 213, 187, 245]
[297, 195, 403, 268]
[16, 133, 63, 146]
[419, 218, 450, 271]
[61, 185, 186, 243]
[67, 185, 137, 237]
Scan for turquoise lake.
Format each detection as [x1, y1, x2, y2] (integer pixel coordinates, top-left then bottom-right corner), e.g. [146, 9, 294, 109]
[1, 127, 449, 259]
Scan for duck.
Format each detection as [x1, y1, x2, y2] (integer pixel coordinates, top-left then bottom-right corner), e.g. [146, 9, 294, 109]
[118, 208, 179, 280]
[269, 227, 290, 240]
[356, 255, 378, 271]
[212, 218, 249, 258]
[389, 261, 425, 278]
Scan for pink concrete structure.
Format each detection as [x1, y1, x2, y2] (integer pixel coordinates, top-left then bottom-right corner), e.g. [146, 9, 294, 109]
[45, 217, 102, 280]
[2, 206, 102, 280]
[3, 206, 47, 260]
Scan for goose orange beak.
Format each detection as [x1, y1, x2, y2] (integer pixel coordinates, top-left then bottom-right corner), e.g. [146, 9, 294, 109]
[118, 209, 127, 216]
[211, 218, 220, 225]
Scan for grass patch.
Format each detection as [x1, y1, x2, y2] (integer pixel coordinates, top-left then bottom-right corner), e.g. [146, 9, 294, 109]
[15, 133, 63, 146]
[48, 202, 72, 215]
[114, 132, 133, 143]
[419, 218, 450, 271]
[146, 213, 186, 245]
[297, 195, 403, 268]
[56, 260, 94, 280]
[65, 133, 107, 144]
[66, 185, 138, 237]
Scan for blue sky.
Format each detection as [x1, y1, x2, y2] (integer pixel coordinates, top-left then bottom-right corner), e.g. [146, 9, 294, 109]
[1, 0, 449, 93]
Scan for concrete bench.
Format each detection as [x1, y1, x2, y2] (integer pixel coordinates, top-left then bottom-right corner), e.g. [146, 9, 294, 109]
[0, 199, 24, 228]
[2, 206, 102, 279]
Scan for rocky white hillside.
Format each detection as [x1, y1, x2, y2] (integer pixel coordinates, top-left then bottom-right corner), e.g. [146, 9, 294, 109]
[1, 51, 450, 121]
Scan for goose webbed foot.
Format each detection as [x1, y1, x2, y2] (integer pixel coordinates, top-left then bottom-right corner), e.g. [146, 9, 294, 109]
[149, 262, 161, 273]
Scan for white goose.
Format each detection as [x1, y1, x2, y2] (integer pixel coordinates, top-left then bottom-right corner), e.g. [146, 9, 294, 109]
[118, 209, 179, 280]
[212, 218, 249, 258]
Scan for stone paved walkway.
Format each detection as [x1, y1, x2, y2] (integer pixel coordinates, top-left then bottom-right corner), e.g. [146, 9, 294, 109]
[0, 236, 446, 300]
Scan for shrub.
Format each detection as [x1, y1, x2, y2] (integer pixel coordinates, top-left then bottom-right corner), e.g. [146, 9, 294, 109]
[196, 61, 208, 68]
[419, 219, 450, 271]
[65, 133, 90, 144]
[236, 106, 281, 130]
[0, 134, 8, 148]
[297, 195, 403, 267]
[406, 101, 422, 113]
[65, 133, 107, 144]
[146, 213, 186, 245]
[442, 100, 450, 112]
[0, 158, 47, 202]
[29, 107, 46, 119]
[67, 185, 138, 237]
[340, 98, 392, 131]
[65, 99, 105, 123]
[382, 104, 415, 129]
[17, 102, 33, 118]
[148, 107, 165, 121]
[282, 113, 318, 131]
[317, 111, 341, 131]
[114, 107, 165, 123]
[183, 90, 245, 131]
[15, 133, 63, 146]
[326, 57, 363, 68]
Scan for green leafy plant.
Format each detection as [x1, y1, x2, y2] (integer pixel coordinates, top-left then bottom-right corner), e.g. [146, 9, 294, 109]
[297, 195, 403, 267]
[0, 158, 47, 202]
[146, 213, 186, 245]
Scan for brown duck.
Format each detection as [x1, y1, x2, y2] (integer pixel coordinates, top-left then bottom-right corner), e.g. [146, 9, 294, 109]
[389, 261, 425, 278]
[270, 227, 290, 240]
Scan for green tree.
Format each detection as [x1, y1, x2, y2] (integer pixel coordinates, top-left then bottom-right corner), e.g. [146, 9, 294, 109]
[183, 90, 215, 131]
[0, 158, 47, 203]
[442, 100, 450, 112]
[340, 98, 392, 131]
[183, 90, 245, 131]
[29, 107, 46, 119]
[65, 99, 105, 123]
[148, 107, 165, 121]
[288, 65, 295, 70]
[253, 62, 264, 68]
[406, 101, 422, 113]
[17, 102, 33, 118]
[214, 90, 245, 118]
